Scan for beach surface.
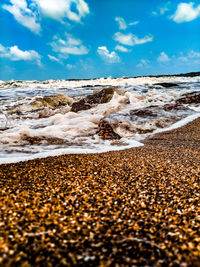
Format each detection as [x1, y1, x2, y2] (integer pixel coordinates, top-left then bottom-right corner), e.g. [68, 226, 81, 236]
[0, 118, 200, 266]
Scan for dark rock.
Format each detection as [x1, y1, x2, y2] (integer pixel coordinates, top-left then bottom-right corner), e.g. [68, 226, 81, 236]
[136, 128, 154, 134]
[71, 87, 121, 112]
[71, 101, 92, 112]
[33, 94, 73, 108]
[176, 91, 200, 104]
[97, 119, 121, 140]
[21, 135, 65, 145]
[130, 107, 157, 118]
[130, 102, 189, 119]
[155, 83, 179, 88]
[163, 104, 189, 111]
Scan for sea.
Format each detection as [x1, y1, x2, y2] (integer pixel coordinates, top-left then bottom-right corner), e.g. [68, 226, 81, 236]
[0, 75, 200, 164]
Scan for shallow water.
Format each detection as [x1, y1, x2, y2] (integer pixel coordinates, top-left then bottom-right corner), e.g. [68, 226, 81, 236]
[0, 75, 200, 164]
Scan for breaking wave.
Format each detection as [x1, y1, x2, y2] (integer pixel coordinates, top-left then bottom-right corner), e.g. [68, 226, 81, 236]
[0, 75, 200, 164]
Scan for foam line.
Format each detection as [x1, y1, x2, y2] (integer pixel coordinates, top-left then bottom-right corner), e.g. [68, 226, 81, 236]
[154, 113, 200, 133]
[0, 139, 143, 165]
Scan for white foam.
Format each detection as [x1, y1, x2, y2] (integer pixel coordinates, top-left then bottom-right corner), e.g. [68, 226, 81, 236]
[1, 112, 199, 165]
[154, 113, 200, 133]
[189, 106, 200, 112]
[0, 138, 143, 164]
[0, 76, 199, 165]
[1, 112, 200, 165]
[1, 75, 200, 91]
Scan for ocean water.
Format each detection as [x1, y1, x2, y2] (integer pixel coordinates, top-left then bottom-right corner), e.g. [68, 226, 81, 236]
[0, 75, 200, 164]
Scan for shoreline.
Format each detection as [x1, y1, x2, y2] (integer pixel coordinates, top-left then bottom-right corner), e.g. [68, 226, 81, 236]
[1, 112, 199, 166]
[0, 118, 200, 266]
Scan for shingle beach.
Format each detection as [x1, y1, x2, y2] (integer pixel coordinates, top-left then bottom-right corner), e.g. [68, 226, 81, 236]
[0, 118, 200, 266]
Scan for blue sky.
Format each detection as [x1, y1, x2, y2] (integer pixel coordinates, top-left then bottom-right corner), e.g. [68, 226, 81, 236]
[1, 0, 200, 80]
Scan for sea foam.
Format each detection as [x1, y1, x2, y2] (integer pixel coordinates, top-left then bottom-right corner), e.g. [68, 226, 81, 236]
[0, 75, 199, 164]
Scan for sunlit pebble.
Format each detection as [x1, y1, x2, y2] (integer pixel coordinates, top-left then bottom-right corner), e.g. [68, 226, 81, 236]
[3, 247, 8, 253]
[141, 202, 146, 208]
[84, 255, 95, 262]
[8, 250, 14, 256]
[2, 254, 7, 259]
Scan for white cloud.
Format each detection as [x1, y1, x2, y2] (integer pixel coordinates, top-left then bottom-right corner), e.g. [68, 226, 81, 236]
[156, 50, 200, 66]
[115, 17, 127, 30]
[153, 2, 171, 16]
[152, 11, 158, 16]
[188, 50, 200, 58]
[50, 34, 89, 57]
[2, 0, 90, 34]
[2, 0, 41, 34]
[66, 64, 74, 69]
[0, 43, 41, 65]
[0, 44, 6, 53]
[157, 52, 170, 62]
[115, 16, 139, 30]
[178, 50, 200, 62]
[114, 32, 134, 46]
[97, 46, 120, 63]
[160, 7, 169, 15]
[48, 54, 62, 64]
[115, 45, 130, 53]
[113, 32, 153, 46]
[131, 34, 153, 45]
[136, 59, 149, 68]
[171, 2, 200, 23]
[129, 21, 139, 26]
[178, 56, 188, 62]
[33, 0, 89, 22]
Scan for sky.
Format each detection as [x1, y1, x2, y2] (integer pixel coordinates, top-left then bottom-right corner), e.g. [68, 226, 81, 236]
[0, 0, 200, 81]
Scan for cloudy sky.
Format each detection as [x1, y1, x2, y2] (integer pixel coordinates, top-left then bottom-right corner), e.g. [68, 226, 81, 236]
[1, 0, 200, 80]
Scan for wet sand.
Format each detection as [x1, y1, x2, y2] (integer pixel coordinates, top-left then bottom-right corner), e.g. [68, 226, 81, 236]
[0, 118, 200, 266]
